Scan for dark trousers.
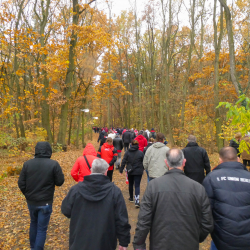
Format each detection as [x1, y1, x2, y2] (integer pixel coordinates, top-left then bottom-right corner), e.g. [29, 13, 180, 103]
[128, 174, 142, 198]
[124, 143, 129, 152]
[28, 204, 52, 250]
[243, 159, 250, 167]
[107, 170, 114, 182]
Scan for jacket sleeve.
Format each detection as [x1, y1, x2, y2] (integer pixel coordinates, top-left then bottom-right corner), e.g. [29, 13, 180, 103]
[133, 184, 153, 249]
[54, 162, 64, 186]
[71, 158, 80, 182]
[18, 163, 27, 195]
[203, 149, 211, 175]
[199, 187, 214, 242]
[202, 174, 214, 210]
[97, 133, 101, 142]
[97, 146, 101, 158]
[61, 186, 76, 218]
[122, 133, 124, 142]
[114, 187, 131, 247]
[143, 148, 150, 170]
[109, 147, 118, 166]
[120, 140, 124, 150]
[120, 151, 128, 173]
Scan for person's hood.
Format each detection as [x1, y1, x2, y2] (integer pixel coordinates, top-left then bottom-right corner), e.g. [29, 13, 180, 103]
[128, 145, 139, 152]
[145, 129, 149, 133]
[214, 161, 247, 171]
[83, 143, 97, 156]
[79, 175, 114, 201]
[34, 141, 52, 158]
[152, 142, 166, 148]
[186, 142, 199, 147]
[135, 135, 145, 141]
[103, 142, 113, 149]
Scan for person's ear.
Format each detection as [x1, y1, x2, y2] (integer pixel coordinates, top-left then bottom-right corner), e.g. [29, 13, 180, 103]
[219, 157, 223, 164]
[237, 157, 240, 162]
[182, 159, 186, 168]
[164, 159, 169, 168]
[104, 169, 108, 176]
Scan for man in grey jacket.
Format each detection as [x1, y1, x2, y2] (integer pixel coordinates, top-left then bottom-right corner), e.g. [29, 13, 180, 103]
[143, 133, 170, 180]
[133, 149, 213, 250]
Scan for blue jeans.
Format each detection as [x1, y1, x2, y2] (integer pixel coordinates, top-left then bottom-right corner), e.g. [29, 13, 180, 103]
[210, 241, 218, 250]
[145, 170, 150, 183]
[28, 204, 52, 250]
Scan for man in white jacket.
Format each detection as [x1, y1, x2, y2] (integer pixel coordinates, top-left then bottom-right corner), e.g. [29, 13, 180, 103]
[143, 133, 170, 180]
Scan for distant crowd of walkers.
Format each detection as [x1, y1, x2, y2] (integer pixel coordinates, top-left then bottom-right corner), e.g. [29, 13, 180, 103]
[17, 128, 250, 250]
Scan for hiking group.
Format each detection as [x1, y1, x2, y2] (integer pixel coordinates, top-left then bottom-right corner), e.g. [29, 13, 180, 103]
[17, 128, 250, 250]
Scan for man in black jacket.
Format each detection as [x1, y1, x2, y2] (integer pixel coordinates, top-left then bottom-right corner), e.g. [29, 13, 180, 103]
[61, 158, 131, 250]
[18, 141, 64, 250]
[113, 134, 124, 169]
[182, 135, 211, 183]
[203, 147, 250, 250]
[133, 148, 213, 250]
[122, 129, 132, 151]
[97, 129, 105, 145]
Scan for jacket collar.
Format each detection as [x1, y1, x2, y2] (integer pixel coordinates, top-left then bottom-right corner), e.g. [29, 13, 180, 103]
[186, 142, 199, 147]
[214, 161, 246, 171]
[164, 168, 185, 175]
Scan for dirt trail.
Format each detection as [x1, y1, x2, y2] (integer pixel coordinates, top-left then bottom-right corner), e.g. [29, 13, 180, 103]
[0, 135, 210, 249]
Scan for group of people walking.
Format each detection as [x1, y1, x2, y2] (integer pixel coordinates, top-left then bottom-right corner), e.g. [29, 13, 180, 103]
[17, 129, 250, 250]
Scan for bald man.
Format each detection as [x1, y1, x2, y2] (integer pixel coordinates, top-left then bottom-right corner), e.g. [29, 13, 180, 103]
[203, 147, 250, 250]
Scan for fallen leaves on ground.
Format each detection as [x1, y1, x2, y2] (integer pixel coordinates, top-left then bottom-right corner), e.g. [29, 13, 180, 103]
[0, 135, 211, 250]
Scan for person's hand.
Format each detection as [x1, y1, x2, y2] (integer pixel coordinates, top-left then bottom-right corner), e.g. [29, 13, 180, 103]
[118, 246, 127, 250]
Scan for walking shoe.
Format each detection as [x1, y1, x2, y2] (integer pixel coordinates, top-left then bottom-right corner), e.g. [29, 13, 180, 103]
[135, 201, 140, 208]
[128, 197, 134, 203]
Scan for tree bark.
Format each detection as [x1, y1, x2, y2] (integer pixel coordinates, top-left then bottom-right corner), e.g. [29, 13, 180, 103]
[213, 0, 224, 150]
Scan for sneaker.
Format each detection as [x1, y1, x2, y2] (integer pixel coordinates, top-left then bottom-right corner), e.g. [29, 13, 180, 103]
[135, 201, 140, 208]
[128, 197, 134, 203]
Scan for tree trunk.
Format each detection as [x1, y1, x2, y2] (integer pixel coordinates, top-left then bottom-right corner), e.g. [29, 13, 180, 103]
[218, 0, 242, 97]
[58, 0, 79, 145]
[214, 0, 224, 150]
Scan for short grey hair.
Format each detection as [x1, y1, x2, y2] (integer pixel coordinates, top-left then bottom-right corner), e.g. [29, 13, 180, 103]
[91, 158, 109, 174]
[166, 149, 184, 168]
[187, 135, 196, 143]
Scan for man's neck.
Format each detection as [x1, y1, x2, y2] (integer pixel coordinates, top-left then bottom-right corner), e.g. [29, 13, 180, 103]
[169, 167, 183, 171]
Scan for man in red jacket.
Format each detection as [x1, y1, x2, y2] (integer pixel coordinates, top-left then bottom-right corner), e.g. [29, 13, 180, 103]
[97, 137, 118, 181]
[135, 130, 148, 152]
[71, 143, 98, 182]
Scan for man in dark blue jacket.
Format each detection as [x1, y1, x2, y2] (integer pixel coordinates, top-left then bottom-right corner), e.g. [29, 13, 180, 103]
[203, 147, 250, 250]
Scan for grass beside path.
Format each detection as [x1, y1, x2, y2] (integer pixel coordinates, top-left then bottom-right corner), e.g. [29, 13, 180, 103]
[0, 135, 211, 249]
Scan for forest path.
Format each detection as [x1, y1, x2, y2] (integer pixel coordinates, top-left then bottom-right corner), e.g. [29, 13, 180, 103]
[0, 134, 211, 249]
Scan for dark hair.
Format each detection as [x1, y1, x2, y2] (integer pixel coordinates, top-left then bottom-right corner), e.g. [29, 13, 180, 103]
[156, 133, 165, 142]
[138, 130, 143, 135]
[219, 147, 238, 162]
[132, 140, 139, 145]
